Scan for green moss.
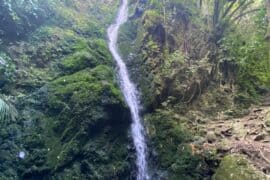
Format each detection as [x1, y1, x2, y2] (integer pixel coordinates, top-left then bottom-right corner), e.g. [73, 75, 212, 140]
[212, 154, 267, 180]
[51, 0, 118, 38]
[60, 38, 113, 73]
[48, 65, 122, 112]
[28, 26, 82, 67]
[32, 26, 77, 42]
[61, 51, 97, 72]
[39, 64, 131, 178]
[142, 10, 162, 29]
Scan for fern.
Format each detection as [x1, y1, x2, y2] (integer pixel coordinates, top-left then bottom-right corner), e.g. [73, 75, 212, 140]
[0, 98, 18, 124]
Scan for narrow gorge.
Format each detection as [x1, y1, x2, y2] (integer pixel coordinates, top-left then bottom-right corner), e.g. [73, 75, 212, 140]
[0, 0, 269, 179]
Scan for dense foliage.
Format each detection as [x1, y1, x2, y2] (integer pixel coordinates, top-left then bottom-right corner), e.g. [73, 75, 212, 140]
[221, 5, 270, 101]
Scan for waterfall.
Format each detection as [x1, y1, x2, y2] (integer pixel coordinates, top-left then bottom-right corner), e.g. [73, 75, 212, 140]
[107, 0, 149, 179]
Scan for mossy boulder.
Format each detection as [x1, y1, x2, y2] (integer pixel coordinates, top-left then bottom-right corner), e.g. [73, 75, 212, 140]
[212, 154, 268, 180]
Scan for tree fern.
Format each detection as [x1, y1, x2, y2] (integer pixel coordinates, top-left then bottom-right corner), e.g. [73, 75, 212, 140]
[0, 98, 18, 124]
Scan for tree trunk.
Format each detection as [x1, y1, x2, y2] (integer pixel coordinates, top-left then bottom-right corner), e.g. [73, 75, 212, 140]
[201, 0, 212, 30]
[266, 0, 270, 68]
[162, 0, 168, 50]
[266, 0, 270, 40]
[213, 0, 220, 30]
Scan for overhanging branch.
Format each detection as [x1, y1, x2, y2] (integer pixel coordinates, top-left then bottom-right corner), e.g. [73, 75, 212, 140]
[231, 8, 261, 22]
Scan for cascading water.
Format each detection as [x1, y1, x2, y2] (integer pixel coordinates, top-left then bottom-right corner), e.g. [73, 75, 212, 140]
[107, 0, 149, 179]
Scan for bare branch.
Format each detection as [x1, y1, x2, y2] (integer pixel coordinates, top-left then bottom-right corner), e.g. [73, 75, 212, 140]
[228, 0, 254, 19]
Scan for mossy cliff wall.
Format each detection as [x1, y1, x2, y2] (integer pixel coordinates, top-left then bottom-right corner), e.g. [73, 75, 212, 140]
[0, 0, 136, 179]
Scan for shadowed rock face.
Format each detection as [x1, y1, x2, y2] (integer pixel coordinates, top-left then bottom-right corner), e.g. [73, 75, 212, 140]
[0, 0, 51, 41]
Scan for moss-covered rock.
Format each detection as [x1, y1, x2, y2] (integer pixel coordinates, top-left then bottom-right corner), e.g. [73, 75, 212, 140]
[145, 109, 210, 179]
[212, 154, 268, 180]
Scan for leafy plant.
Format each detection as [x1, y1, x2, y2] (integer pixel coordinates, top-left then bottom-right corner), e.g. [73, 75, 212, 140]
[220, 7, 269, 98]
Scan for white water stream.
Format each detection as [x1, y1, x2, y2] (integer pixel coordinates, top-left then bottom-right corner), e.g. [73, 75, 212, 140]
[107, 0, 149, 179]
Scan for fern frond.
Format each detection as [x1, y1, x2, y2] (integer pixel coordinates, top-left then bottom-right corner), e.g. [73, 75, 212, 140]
[0, 98, 18, 124]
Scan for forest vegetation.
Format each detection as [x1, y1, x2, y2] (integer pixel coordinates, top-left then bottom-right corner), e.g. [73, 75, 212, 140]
[0, 0, 269, 179]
